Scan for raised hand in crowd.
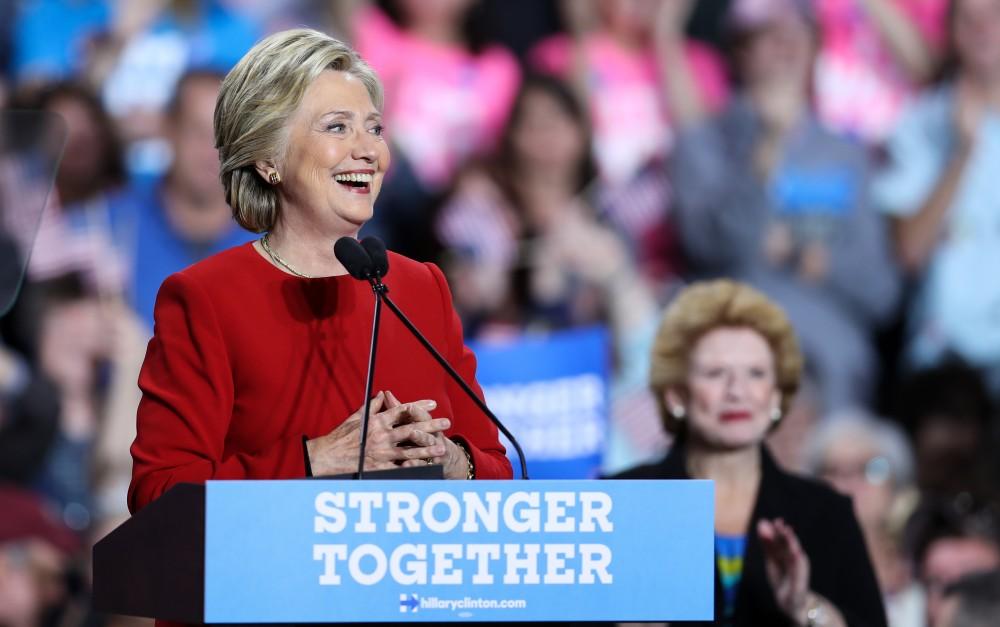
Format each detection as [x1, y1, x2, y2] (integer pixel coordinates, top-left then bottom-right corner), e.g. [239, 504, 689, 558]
[654, 0, 705, 127]
[857, 0, 940, 83]
[890, 69, 992, 274]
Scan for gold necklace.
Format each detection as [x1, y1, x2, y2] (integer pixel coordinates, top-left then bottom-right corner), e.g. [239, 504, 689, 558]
[260, 234, 312, 278]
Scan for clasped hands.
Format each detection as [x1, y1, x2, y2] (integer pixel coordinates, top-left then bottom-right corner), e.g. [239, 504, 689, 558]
[306, 390, 471, 479]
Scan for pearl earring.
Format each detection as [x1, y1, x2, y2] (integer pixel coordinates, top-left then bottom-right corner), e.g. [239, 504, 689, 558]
[771, 405, 782, 423]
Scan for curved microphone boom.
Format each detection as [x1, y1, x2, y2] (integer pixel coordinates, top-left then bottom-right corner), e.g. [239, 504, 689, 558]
[350, 236, 529, 480]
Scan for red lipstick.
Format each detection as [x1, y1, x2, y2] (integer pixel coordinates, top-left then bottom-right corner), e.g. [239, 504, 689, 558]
[719, 410, 752, 422]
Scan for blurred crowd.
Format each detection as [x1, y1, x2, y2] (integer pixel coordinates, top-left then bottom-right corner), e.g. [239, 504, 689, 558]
[0, 0, 999, 626]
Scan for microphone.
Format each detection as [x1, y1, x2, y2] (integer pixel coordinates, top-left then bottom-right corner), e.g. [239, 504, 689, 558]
[334, 236, 376, 280]
[360, 236, 389, 280]
[351, 236, 529, 480]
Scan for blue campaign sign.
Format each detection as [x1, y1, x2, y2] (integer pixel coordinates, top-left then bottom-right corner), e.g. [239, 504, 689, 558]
[470, 327, 610, 479]
[204, 479, 713, 623]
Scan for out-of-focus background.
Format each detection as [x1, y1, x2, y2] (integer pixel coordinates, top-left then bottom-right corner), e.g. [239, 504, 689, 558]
[1, 0, 999, 625]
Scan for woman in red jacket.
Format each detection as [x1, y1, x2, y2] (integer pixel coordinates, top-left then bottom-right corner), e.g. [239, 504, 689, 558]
[127, 28, 512, 514]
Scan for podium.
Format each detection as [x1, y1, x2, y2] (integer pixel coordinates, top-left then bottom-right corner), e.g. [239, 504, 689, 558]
[93, 479, 713, 623]
[94, 483, 208, 622]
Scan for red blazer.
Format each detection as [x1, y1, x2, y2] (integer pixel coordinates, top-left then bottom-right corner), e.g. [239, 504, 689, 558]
[128, 243, 511, 513]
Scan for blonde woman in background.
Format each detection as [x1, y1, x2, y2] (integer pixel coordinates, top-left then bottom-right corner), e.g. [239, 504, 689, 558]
[610, 280, 887, 626]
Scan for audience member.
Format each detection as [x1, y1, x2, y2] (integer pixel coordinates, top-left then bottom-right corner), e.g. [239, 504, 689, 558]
[937, 569, 1000, 627]
[907, 496, 1000, 627]
[31, 274, 115, 532]
[436, 75, 656, 347]
[531, 0, 729, 286]
[107, 69, 254, 330]
[894, 360, 995, 497]
[805, 409, 923, 626]
[873, 0, 1000, 392]
[0, 484, 79, 627]
[672, 0, 901, 411]
[21, 82, 128, 293]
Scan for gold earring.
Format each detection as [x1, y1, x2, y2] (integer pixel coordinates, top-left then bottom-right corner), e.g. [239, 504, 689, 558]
[269, 171, 281, 185]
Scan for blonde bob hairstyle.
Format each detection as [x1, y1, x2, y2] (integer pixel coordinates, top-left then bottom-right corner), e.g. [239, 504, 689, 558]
[215, 28, 384, 233]
[650, 279, 803, 435]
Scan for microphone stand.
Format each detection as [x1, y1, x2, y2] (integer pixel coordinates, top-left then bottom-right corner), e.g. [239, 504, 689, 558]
[355, 280, 384, 480]
[369, 278, 530, 480]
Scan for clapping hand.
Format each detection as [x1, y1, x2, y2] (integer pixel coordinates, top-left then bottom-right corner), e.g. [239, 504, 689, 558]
[758, 518, 811, 623]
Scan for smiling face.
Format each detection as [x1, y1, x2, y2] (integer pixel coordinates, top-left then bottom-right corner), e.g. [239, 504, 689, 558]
[273, 70, 390, 237]
[670, 327, 782, 451]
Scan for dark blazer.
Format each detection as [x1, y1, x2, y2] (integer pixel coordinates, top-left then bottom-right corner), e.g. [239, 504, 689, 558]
[608, 443, 888, 627]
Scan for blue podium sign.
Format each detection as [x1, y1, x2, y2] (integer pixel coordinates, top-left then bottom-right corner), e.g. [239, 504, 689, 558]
[204, 480, 713, 623]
